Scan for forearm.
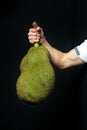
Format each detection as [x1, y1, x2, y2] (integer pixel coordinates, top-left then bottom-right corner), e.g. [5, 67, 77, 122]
[41, 40, 65, 68]
[41, 40, 84, 69]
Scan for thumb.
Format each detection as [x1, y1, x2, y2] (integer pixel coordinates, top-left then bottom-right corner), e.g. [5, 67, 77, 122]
[36, 27, 44, 37]
[36, 27, 42, 32]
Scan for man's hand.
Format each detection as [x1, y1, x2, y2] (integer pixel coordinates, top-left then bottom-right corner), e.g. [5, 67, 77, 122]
[28, 26, 46, 45]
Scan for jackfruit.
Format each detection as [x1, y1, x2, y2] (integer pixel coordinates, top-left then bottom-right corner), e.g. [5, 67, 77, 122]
[16, 22, 55, 104]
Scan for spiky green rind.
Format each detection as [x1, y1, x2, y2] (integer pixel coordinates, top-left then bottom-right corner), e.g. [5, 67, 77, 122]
[16, 46, 55, 104]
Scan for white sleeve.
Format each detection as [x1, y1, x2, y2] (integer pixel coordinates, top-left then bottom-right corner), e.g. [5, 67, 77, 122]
[74, 40, 87, 63]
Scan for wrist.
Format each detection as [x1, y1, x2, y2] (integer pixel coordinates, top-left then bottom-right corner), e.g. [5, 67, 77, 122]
[40, 37, 47, 46]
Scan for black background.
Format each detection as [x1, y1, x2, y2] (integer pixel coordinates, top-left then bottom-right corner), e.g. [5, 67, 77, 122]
[0, 0, 87, 130]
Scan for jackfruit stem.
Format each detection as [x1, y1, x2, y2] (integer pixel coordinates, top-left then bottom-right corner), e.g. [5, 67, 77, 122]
[32, 21, 38, 28]
[34, 43, 40, 47]
[32, 21, 40, 47]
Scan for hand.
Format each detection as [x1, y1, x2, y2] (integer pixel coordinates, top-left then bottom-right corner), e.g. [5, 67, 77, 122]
[28, 27, 46, 45]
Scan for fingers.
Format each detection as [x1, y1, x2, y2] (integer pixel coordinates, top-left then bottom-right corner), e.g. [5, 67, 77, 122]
[28, 28, 41, 43]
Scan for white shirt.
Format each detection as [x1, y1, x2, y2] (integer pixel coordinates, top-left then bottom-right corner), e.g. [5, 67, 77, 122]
[74, 40, 87, 63]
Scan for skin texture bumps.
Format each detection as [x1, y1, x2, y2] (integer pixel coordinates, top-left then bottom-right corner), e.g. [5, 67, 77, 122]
[16, 44, 55, 104]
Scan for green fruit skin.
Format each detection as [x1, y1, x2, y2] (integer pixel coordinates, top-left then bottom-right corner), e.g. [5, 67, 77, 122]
[16, 45, 55, 104]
